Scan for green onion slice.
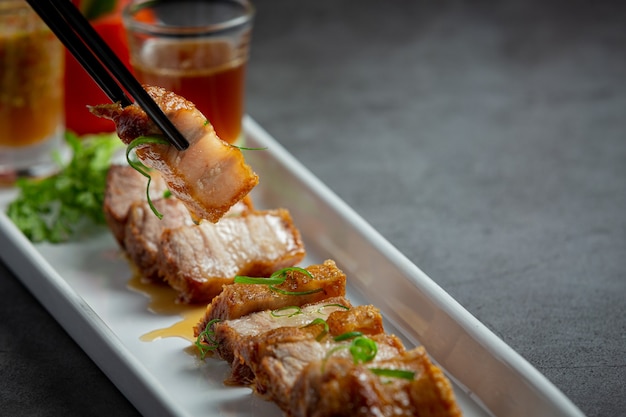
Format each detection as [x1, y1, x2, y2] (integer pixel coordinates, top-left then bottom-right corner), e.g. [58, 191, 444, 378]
[271, 306, 303, 318]
[229, 143, 268, 151]
[234, 267, 323, 296]
[303, 318, 329, 341]
[322, 335, 378, 372]
[333, 331, 363, 342]
[194, 319, 221, 360]
[349, 336, 378, 364]
[125, 136, 170, 219]
[369, 368, 416, 380]
[317, 303, 350, 314]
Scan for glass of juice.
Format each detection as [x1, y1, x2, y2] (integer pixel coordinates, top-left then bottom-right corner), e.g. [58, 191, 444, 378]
[123, 0, 254, 145]
[0, 0, 66, 183]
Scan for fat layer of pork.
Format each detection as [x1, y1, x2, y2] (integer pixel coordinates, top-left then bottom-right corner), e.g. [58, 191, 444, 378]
[159, 208, 306, 304]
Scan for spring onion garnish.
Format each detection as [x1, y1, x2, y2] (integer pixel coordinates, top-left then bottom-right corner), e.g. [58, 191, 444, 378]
[303, 318, 329, 341]
[323, 334, 378, 372]
[369, 368, 415, 380]
[271, 306, 303, 318]
[317, 303, 350, 315]
[163, 189, 172, 198]
[234, 267, 323, 296]
[229, 143, 268, 151]
[125, 135, 170, 219]
[194, 319, 221, 360]
[348, 336, 378, 363]
[333, 331, 363, 342]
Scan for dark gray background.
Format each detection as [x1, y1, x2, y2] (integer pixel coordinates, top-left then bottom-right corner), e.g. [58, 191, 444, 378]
[1, 0, 624, 416]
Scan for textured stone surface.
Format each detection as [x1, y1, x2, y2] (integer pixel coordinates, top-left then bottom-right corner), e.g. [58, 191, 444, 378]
[0, 0, 624, 416]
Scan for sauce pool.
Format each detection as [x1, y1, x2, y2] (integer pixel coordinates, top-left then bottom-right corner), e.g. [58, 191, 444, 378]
[127, 273, 206, 343]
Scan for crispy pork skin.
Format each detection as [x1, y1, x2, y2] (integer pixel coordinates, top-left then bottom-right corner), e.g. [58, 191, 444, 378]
[195, 260, 346, 332]
[289, 347, 463, 417]
[103, 164, 168, 247]
[90, 85, 259, 223]
[325, 304, 385, 336]
[159, 208, 306, 304]
[207, 296, 352, 385]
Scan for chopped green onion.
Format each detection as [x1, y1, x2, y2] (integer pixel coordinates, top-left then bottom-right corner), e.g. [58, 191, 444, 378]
[125, 135, 170, 219]
[234, 275, 286, 286]
[270, 287, 324, 296]
[317, 303, 350, 314]
[229, 143, 268, 151]
[271, 306, 303, 318]
[369, 368, 416, 380]
[234, 267, 323, 296]
[303, 318, 329, 341]
[194, 319, 221, 360]
[333, 331, 363, 342]
[349, 336, 378, 364]
[322, 335, 378, 372]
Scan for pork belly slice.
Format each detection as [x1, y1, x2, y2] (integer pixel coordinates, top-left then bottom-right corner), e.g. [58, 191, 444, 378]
[103, 164, 168, 247]
[289, 347, 463, 417]
[222, 303, 387, 386]
[124, 196, 253, 283]
[90, 85, 259, 223]
[195, 259, 346, 332]
[246, 325, 405, 411]
[207, 296, 352, 384]
[159, 208, 306, 304]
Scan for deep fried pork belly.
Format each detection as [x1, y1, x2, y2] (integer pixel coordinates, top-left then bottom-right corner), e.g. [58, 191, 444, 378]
[195, 259, 346, 331]
[159, 208, 306, 304]
[90, 85, 259, 223]
[124, 196, 253, 282]
[195, 262, 462, 416]
[103, 164, 168, 247]
[289, 347, 463, 417]
[211, 296, 352, 363]
[245, 326, 405, 411]
[209, 296, 352, 384]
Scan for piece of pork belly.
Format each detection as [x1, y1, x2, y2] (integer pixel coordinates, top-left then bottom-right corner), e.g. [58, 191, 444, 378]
[206, 296, 352, 385]
[103, 164, 168, 247]
[159, 208, 306, 304]
[246, 325, 405, 411]
[288, 346, 463, 417]
[90, 86, 259, 223]
[124, 196, 253, 282]
[195, 259, 346, 332]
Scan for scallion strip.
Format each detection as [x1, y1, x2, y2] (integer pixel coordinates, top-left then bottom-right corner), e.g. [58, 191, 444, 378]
[271, 306, 303, 318]
[234, 267, 322, 296]
[303, 318, 329, 341]
[369, 368, 415, 380]
[333, 331, 363, 342]
[125, 135, 170, 219]
[194, 319, 221, 360]
[317, 303, 350, 314]
[349, 336, 378, 364]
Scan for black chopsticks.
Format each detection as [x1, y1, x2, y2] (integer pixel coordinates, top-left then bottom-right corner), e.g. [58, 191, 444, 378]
[25, 0, 190, 151]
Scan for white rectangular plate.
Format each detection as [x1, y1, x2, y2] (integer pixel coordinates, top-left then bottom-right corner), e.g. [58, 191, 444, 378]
[0, 117, 584, 417]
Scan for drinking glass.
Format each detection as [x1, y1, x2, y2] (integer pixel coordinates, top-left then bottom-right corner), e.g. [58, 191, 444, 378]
[0, 0, 66, 182]
[123, 0, 254, 145]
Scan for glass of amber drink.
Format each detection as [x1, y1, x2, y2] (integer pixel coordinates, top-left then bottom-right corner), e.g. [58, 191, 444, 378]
[123, 0, 254, 145]
[0, 0, 65, 182]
